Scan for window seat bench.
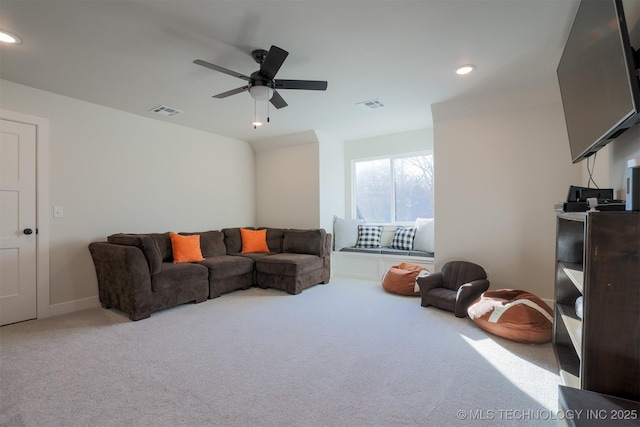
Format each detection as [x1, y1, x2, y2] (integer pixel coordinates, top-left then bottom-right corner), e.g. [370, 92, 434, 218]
[339, 247, 434, 257]
[332, 247, 435, 281]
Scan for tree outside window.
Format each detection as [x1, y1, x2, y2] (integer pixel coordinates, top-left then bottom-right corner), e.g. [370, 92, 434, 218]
[354, 154, 433, 223]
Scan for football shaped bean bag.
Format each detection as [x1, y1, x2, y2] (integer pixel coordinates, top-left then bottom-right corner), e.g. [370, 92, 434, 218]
[382, 263, 429, 296]
[467, 289, 553, 344]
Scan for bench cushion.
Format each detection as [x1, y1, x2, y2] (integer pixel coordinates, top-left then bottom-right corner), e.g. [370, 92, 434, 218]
[340, 247, 434, 257]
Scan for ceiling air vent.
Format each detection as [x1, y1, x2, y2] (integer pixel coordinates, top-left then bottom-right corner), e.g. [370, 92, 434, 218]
[149, 105, 183, 117]
[357, 99, 385, 111]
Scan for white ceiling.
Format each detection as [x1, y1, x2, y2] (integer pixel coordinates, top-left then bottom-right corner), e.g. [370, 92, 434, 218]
[0, 0, 579, 147]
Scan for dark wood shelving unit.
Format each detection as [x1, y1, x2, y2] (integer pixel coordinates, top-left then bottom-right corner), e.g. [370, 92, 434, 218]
[558, 386, 640, 427]
[553, 211, 640, 402]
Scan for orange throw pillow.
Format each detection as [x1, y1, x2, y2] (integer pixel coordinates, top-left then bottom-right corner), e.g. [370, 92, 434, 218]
[240, 228, 270, 253]
[169, 232, 205, 264]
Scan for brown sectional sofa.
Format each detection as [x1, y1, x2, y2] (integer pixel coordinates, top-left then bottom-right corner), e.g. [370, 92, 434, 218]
[88, 227, 331, 320]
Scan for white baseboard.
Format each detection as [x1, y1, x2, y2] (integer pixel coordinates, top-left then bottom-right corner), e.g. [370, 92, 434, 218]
[47, 295, 101, 318]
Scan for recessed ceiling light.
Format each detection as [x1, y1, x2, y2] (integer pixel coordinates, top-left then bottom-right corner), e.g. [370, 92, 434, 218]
[455, 64, 476, 75]
[0, 30, 22, 44]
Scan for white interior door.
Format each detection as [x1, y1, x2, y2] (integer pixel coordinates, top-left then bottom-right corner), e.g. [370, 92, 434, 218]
[0, 119, 37, 326]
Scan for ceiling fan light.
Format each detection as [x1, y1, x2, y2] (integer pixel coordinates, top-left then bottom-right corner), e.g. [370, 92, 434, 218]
[249, 85, 273, 101]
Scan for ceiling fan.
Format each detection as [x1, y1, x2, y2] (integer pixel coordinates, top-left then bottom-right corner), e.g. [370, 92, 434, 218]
[193, 45, 328, 110]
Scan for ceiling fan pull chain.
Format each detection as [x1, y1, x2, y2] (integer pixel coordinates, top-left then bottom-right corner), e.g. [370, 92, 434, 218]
[253, 99, 258, 129]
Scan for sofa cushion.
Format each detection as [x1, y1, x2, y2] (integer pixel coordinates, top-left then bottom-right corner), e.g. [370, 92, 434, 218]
[222, 227, 252, 254]
[283, 229, 326, 257]
[231, 252, 273, 261]
[151, 262, 208, 292]
[170, 232, 205, 263]
[260, 228, 285, 253]
[198, 255, 254, 279]
[186, 230, 226, 257]
[255, 253, 324, 277]
[149, 232, 173, 262]
[107, 233, 163, 275]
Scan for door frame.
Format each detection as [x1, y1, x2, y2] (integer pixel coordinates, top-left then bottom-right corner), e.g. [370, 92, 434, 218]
[1, 109, 50, 320]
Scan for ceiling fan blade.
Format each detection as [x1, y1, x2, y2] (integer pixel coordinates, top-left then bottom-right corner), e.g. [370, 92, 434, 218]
[274, 80, 328, 91]
[270, 90, 288, 109]
[193, 59, 251, 82]
[213, 85, 249, 98]
[259, 45, 288, 80]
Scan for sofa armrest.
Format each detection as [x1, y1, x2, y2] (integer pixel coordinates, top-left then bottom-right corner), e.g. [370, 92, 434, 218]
[455, 279, 490, 317]
[322, 233, 332, 283]
[417, 271, 443, 294]
[324, 233, 332, 258]
[88, 242, 154, 320]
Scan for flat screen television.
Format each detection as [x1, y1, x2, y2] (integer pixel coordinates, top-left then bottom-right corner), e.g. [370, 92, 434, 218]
[557, 0, 640, 164]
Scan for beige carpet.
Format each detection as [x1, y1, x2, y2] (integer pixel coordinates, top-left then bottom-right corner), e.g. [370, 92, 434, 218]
[0, 277, 560, 426]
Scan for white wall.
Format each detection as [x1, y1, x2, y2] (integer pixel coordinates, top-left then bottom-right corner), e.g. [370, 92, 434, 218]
[253, 129, 344, 233]
[316, 130, 345, 233]
[0, 79, 255, 309]
[343, 128, 434, 218]
[432, 78, 581, 300]
[254, 132, 320, 228]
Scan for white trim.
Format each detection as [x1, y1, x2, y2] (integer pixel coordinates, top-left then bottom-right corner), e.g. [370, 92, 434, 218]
[1, 109, 50, 319]
[48, 295, 100, 317]
[332, 250, 435, 281]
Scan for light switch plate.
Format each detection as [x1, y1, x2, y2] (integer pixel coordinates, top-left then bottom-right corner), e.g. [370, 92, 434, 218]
[53, 206, 63, 218]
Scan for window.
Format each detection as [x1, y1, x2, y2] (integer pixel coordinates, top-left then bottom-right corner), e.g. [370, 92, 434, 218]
[353, 153, 434, 223]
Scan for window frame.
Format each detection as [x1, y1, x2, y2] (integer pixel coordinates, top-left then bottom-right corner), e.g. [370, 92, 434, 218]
[350, 150, 433, 225]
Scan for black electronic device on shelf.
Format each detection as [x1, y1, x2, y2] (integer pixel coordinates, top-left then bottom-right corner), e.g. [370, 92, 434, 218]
[566, 185, 614, 202]
[562, 199, 626, 212]
[560, 185, 625, 212]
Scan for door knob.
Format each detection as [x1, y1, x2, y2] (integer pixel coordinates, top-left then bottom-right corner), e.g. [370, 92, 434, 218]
[23, 228, 33, 235]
